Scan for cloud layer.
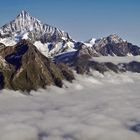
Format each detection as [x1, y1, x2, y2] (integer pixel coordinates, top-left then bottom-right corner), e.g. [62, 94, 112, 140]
[0, 71, 140, 140]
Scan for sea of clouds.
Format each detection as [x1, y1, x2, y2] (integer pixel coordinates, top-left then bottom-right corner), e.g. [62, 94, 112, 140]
[0, 70, 140, 140]
[93, 55, 140, 64]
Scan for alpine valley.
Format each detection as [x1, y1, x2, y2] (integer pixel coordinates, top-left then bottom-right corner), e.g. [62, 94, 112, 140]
[0, 10, 140, 91]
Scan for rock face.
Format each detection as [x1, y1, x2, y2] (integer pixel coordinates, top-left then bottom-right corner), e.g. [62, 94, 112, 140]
[119, 61, 140, 73]
[93, 34, 140, 56]
[0, 40, 74, 91]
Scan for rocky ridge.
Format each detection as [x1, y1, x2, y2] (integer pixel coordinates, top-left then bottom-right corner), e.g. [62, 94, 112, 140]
[0, 40, 74, 91]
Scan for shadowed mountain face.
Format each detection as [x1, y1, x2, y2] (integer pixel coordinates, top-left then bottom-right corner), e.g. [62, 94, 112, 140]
[0, 40, 74, 91]
[0, 72, 4, 89]
[5, 44, 28, 69]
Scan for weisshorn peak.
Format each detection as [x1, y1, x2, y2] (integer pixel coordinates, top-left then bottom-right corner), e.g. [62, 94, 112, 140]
[0, 10, 70, 43]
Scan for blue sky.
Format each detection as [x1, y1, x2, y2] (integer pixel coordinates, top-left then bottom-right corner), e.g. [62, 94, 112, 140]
[0, 0, 140, 45]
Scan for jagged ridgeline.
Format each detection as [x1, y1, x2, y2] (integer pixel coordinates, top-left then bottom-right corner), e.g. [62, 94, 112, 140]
[0, 10, 140, 59]
[0, 10, 70, 43]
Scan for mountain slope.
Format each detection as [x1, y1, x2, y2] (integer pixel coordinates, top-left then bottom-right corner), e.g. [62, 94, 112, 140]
[0, 40, 74, 91]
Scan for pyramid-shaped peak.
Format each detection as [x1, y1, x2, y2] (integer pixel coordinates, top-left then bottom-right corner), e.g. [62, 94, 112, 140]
[0, 10, 70, 44]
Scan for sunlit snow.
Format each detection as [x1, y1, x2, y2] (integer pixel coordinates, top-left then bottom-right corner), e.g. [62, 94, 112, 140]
[0, 38, 17, 46]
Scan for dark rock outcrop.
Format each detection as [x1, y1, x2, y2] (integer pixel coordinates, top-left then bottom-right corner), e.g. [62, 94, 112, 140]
[130, 124, 140, 133]
[57, 63, 75, 82]
[75, 54, 91, 74]
[88, 61, 123, 73]
[119, 61, 140, 73]
[0, 72, 4, 89]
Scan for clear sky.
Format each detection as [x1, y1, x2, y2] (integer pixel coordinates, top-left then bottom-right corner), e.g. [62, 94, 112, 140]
[0, 0, 140, 45]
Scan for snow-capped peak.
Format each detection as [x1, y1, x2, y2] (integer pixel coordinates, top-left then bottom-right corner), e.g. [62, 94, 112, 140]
[10, 10, 42, 33]
[0, 10, 70, 43]
[0, 10, 42, 35]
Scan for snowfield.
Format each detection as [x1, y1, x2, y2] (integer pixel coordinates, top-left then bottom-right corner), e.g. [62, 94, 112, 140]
[0, 70, 140, 140]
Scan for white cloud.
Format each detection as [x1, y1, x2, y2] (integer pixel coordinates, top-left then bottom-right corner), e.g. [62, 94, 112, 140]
[92, 55, 140, 64]
[0, 124, 38, 140]
[0, 71, 140, 140]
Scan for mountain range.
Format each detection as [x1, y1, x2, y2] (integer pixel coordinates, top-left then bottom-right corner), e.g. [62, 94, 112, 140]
[0, 10, 140, 91]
